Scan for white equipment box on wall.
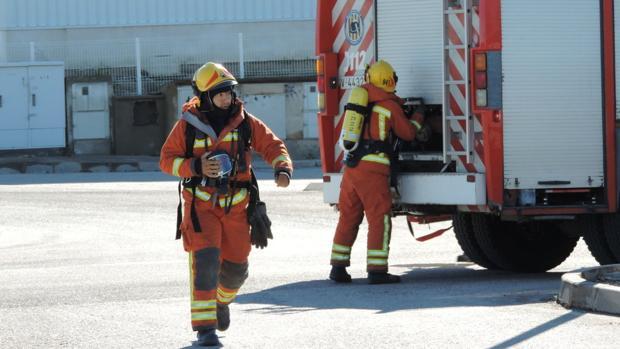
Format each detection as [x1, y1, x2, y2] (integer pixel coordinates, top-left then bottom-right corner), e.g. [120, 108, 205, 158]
[0, 62, 66, 150]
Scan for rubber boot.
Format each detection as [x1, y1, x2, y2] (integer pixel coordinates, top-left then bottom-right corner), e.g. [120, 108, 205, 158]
[329, 266, 352, 283]
[368, 271, 401, 284]
[196, 328, 221, 347]
[217, 303, 230, 331]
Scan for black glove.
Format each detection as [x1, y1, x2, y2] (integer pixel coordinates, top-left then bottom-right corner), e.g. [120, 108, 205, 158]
[416, 124, 432, 143]
[274, 168, 291, 181]
[249, 201, 273, 249]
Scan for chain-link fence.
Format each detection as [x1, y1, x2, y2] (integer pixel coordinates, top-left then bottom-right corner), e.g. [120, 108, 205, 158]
[5, 33, 316, 96]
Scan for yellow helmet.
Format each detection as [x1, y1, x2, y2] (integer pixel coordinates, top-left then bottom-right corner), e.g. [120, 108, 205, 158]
[192, 62, 238, 94]
[365, 60, 398, 93]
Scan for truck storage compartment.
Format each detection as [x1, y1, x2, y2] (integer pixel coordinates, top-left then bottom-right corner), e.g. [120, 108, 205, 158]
[501, 0, 604, 190]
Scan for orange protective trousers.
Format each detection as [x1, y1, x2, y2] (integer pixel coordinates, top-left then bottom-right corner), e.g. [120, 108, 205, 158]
[331, 163, 393, 272]
[182, 197, 251, 331]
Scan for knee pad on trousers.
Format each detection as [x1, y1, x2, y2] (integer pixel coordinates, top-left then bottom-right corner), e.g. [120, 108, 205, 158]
[194, 248, 221, 291]
[219, 260, 249, 289]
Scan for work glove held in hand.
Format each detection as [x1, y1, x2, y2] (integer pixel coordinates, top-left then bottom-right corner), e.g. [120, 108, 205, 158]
[249, 201, 273, 249]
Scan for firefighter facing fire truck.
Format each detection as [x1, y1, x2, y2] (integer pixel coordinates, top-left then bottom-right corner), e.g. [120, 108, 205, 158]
[160, 62, 293, 346]
[329, 60, 423, 284]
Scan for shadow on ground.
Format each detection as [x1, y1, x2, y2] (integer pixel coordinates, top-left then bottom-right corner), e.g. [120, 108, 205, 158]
[236, 263, 564, 315]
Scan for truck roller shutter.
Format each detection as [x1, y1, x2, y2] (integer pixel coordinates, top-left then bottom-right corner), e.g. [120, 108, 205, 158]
[376, 0, 443, 104]
[502, 0, 604, 189]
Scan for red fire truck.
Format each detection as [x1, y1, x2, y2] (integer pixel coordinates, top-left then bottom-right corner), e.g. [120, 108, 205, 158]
[315, 0, 620, 271]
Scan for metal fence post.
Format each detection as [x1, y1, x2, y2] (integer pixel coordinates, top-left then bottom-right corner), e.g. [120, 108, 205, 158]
[135, 37, 142, 95]
[238, 32, 245, 79]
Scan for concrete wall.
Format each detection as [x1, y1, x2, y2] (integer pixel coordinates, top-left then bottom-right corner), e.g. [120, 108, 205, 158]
[161, 83, 183, 140]
[5, 21, 315, 73]
[2, 0, 316, 29]
[0, 31, 7, 62]
[1, 1, 318, 158]
[241, 83, 287, 138]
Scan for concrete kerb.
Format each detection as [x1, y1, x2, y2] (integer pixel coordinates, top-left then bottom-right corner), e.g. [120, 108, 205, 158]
[253, 158, 321, 169]
[0, 156, 321, 175]
[558, 264, 620, 315]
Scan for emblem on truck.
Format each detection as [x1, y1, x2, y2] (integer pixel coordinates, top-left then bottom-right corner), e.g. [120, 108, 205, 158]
[345, 10, 363, 45]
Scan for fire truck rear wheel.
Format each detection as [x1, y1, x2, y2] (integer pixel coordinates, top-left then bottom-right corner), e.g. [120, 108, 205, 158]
[471, 214, 579, 272]
[582, 214, 618, 265]
[603, 213, 620, 261]
[453, 212, 498, 270]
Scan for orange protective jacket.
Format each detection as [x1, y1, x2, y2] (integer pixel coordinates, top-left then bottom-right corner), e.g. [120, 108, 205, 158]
[353, 83, 421, 176]
[160, 97, 293, 204]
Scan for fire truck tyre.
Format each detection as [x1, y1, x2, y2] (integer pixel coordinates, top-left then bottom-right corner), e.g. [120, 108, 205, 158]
[582, 214, 617, 265]
[603, 213, 620, 262]
[452, 213, 498, 270]
[471, 214, 579, 272]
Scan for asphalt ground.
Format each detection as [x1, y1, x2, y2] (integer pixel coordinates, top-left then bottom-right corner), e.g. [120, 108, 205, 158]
[1, 155, 619, 317]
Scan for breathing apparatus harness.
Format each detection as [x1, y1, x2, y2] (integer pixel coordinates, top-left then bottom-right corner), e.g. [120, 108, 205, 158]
[343, 98, 409, 197]
[343, 102, 394, 168]
[175, 110, 254, 239]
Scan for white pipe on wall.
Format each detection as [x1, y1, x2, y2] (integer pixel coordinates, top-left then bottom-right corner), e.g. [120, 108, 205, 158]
[238, 32, 245, 79]
[135, 37, 142, 95]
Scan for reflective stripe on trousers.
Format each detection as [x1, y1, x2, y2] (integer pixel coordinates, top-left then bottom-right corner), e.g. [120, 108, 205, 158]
[367, 215, 390, 268]
[331, 243, 352, 263]
[189, 252, 217, 327]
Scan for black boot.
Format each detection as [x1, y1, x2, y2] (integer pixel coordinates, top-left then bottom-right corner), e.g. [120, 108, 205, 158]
[217, 303, 230, 331]
[368, 271, 401, 284]
[196, 328, 221, 347]
[456, 253, 471, 262]
[329, 266, 352, 283]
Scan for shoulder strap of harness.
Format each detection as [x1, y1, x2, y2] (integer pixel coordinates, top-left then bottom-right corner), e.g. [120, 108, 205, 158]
[181, 111, 218, 141]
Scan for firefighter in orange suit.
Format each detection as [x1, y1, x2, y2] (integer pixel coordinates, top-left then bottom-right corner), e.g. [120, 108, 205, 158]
[160, 62, 293, 346]
[329, 60, 423, 284]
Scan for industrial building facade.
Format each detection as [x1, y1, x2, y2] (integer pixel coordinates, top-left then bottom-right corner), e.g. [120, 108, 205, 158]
[0, 0, 318, 155]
